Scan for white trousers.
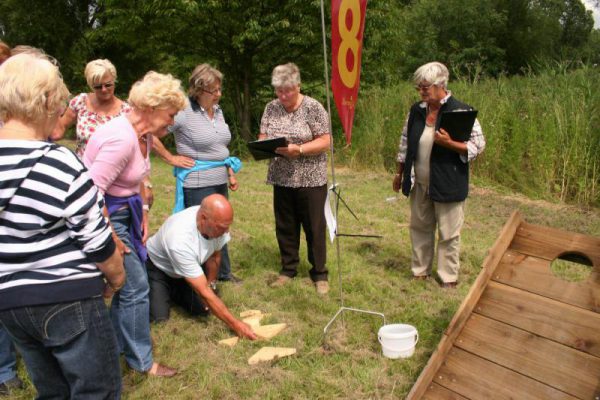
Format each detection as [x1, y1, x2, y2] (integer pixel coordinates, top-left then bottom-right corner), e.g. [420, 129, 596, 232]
[409, 183, 464, 283]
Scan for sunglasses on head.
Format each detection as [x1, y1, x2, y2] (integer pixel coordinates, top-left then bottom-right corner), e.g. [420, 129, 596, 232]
[92, 82, 115, 90]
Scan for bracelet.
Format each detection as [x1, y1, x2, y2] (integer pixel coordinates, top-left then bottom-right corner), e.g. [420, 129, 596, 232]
[143, 204, 150, 211]
[299, 144, 304, 155]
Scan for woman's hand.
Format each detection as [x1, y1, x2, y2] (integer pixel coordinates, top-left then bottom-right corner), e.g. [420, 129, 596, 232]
[169, 155, 195, 169]
[392, 174, 402, 193]
[434, 128, 468, 155]
[141, 209, 149, 244]
[113, 232, 130, 256]
[228, 174, 239, 191]
[275, 143, 302, 159]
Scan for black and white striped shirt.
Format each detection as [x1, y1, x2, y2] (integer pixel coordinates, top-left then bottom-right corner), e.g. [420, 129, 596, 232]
[0, 140, 115, 310]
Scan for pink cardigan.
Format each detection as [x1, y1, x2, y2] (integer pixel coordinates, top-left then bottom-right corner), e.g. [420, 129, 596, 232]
[83, 115, 151, 197]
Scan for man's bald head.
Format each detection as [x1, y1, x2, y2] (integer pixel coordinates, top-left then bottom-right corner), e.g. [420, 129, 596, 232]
[197, 194, 233, 239]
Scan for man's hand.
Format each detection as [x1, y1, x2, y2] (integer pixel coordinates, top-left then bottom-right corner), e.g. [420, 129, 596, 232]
[233, 320, 258, 340]
[113, 233, 130, 256]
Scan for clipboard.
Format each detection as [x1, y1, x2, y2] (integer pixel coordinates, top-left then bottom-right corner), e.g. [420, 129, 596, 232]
[439, 110, 478, 142]
[247, 137, 288, 160]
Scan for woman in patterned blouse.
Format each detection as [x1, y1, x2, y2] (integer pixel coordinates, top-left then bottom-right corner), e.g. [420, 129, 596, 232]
[51, 59, 130, 158]
[258, 63, 331, 295]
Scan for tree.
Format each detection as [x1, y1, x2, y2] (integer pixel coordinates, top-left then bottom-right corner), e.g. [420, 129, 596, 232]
[94, 0, 325, 141]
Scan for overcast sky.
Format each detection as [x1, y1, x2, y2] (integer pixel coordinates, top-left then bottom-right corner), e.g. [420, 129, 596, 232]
[583, 0, 600, 28]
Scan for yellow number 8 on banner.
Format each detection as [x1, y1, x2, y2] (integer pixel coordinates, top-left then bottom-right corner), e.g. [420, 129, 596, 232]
[337, 0, 361, 89]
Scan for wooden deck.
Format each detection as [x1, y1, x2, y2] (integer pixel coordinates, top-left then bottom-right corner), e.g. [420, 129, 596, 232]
[407, 211, 600, 400]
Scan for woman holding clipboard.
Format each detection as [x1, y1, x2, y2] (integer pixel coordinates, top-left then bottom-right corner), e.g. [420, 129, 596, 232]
[392, 62, 486, 288]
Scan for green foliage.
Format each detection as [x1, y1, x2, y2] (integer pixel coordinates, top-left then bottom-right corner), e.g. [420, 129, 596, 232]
[343, 65, 600, 206]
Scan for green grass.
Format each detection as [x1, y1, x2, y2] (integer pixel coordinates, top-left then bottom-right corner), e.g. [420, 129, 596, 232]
[11, 156, 600, 399]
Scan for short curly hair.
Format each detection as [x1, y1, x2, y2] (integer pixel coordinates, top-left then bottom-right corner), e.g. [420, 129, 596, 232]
[271, 63, 301, 89]
[128, 71, 188, 111]
[188, 64, 223, 99]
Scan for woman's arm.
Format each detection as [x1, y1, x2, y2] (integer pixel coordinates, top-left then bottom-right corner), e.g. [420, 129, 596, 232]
[151, 136, 195, 168]
[275, 134, 330, 159]
[50, 107, 77, 141]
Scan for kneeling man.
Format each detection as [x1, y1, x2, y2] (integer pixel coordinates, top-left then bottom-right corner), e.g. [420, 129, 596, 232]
[146, 194, 256, 340]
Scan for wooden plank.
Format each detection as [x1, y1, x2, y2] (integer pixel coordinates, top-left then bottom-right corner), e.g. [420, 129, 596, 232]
[456, 314, 600, 399]
[421, 383, 469, 400]
[477, 281, 600, 357]
[218, 337, 239, 347]
[434, 347, 578, 400]
[247, 347, 296, 365]
[511, 222, 600, 265]
[254, 323, 287, 339]
[407, 211, 523, 400]
[494, 250, 600, 312]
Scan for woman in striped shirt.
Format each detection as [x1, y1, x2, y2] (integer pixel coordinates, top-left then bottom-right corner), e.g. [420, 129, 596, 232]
[0, 52, 125, 399]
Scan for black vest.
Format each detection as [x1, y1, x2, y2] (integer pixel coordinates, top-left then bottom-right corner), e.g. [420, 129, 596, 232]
[401, 96, 473, 202]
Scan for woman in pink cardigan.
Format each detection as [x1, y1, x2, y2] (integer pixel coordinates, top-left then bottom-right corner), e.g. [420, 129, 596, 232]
[83, 71, 187, 377]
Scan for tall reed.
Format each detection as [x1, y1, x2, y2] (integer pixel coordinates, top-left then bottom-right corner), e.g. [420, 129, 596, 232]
[341, 67, 600, 206]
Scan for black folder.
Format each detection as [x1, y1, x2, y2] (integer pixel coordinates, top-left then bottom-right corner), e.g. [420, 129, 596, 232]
[247, 137, 288, 160]
[439, 110, 478, 142]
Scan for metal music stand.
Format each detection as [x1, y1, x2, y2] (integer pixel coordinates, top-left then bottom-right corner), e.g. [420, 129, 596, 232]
[319, 1, 386, 340]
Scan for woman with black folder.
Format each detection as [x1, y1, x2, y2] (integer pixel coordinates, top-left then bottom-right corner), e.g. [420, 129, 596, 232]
[392, 61, 486, 288]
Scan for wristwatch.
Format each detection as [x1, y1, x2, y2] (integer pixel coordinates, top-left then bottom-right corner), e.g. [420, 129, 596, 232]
[209, 281, 218, 291]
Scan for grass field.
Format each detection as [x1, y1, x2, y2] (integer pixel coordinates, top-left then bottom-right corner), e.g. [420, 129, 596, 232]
[11, 155, 600, 399]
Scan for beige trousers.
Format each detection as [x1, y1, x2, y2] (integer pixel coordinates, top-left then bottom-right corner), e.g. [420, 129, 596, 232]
[409, 183, 465, 283]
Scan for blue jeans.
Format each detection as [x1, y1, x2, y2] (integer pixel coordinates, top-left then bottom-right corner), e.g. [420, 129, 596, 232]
[110, 208, 153, 372]
[0, 297, 121, 399]
[183, 184, 232, 280]
[0, 326, 16, 384]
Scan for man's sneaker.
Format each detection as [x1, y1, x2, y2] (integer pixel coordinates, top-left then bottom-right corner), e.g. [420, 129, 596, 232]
[269, 275, 292, 288]
[315, 281, 329, 295]
[0, 376, 23, 396]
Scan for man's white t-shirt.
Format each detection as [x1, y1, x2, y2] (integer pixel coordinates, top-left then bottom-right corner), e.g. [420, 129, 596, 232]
[146, 206, 230, 279]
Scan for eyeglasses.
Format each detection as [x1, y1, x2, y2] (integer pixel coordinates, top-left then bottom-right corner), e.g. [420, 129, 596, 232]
[415, 83, 435, 91]
[92, 82, 115, 90]
[203, 87, 222, 95]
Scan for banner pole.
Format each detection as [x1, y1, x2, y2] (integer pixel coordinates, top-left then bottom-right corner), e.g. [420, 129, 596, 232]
[320, 0, 385, 339]
[320, 0, 344, 310]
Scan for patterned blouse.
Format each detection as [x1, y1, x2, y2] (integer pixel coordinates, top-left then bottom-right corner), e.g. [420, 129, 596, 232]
[70, 93, 131, 158]
[260, 96, 329, 188]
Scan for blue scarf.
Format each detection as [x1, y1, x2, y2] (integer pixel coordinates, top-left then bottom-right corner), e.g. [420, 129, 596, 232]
[173, 157, 242, 213]
[104, 193, 147, 263]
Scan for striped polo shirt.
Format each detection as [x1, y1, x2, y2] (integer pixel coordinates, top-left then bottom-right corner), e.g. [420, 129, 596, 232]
[0, 140, 115, 310]
[168, 99, 232, 188]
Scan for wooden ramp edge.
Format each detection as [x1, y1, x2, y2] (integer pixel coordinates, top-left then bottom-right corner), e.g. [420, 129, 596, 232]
[406, 210, 523, 400]
[407, 210, 600, 400]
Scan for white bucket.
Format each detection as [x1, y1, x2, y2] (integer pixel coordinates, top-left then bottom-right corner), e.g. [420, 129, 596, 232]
[378, 324, 419, 359]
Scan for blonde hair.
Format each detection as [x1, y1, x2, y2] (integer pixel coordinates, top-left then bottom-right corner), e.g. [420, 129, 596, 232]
[0, 41, 10, 64]
[0, 53, 70, 124]
[188, 64, 223, 98]
[10, 45, 45, 57]
[84, 59, 117, 88]
[271, 63, 301, 88]
[128, 71, 187, 111]
[413, 62, 449, 88]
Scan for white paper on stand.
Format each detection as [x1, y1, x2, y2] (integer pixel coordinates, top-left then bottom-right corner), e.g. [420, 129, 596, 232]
[324, 186, 337, 243]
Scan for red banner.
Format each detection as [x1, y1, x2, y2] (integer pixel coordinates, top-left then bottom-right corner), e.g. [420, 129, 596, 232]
[331, 0, 367, 145]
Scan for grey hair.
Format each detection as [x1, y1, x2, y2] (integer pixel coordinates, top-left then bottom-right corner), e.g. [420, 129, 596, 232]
[188, 63, 223, 98]
[413, 62, 449, 88]
[271, 63, 301, 88]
